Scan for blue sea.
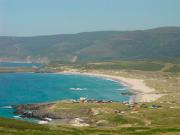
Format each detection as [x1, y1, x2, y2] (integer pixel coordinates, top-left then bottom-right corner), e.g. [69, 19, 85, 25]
[0, 72, 130, 119]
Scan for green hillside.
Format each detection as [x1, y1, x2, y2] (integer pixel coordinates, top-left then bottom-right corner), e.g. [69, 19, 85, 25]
[0, 27, 180, 62]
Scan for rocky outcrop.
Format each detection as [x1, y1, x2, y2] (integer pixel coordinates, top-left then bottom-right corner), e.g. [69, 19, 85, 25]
[13, 103, 91, 120]
[13, 103, 56, 119]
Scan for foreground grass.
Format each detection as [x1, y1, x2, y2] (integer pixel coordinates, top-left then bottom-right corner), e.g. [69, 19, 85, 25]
[0, 118, 180, 135]
[0, 117, 49, 131]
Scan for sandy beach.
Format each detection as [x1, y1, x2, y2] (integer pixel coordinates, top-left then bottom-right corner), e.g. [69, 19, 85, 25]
[60, 71, 164, 102]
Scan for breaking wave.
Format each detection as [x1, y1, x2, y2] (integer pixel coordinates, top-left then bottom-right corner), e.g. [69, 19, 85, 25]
[69, 88, 87, 91]
[116, 88, 127, 91]
[0, 106, 12, 109]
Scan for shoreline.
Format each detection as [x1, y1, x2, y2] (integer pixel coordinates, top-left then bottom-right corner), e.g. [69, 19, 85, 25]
[59, 71, 164, 102]
[0, 70, 164, 103]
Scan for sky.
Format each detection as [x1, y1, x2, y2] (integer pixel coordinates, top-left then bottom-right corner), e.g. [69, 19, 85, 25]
[0, 0, 180, 36]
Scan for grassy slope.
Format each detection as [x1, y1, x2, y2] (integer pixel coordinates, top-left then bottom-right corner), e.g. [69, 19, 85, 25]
[1, 124, 180, 135]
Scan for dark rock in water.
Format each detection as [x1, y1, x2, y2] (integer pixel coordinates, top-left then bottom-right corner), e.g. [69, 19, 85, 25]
[121, 92, 135, 96]
[35, 71, 55, 73]
[12, 103, 55, 119]
[12, 102, 92, 121]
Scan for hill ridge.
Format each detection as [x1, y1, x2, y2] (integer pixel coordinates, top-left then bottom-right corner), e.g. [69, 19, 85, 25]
[0, 26, 180, 62]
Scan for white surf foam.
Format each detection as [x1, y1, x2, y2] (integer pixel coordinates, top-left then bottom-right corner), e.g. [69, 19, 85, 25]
[69, 88, 87, 91]
[0, 106, 12, 109]
[116, 88, 127, 91]
[105, 78, 119, 83]
[13, 115, 21, 119]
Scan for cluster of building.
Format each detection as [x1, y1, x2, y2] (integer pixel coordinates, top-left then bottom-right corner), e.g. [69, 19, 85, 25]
[71, 97, 113, 103]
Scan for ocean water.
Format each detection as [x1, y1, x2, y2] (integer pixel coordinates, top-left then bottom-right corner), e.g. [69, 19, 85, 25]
[0, 73, 129, 119]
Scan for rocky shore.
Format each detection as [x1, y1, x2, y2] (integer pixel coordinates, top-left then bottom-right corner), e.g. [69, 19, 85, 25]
[12, 99, 128, 126]
[13, 101, 114, 120]
[12, 99, 166, 127]
[13, 103, 57, 120]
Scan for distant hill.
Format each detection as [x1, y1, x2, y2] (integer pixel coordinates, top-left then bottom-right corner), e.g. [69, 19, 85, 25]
[0, 27, 180, 62]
